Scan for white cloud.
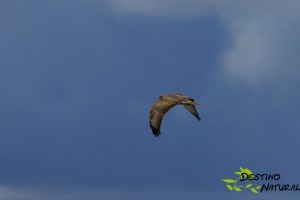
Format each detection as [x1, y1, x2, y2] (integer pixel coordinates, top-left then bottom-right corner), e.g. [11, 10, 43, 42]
[104, 0, 300, 17]
[221, 17, 291, 86]
[0, 186, 218, 200]
[0, 186, 299, 200]
[104, 0, 300, 87]
[104, 0, 217, 17]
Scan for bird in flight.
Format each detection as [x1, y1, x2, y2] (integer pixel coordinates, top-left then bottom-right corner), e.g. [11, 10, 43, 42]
[149, 94, 201, 137]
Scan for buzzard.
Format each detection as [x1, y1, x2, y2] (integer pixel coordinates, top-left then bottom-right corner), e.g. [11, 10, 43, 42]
[149, 94, 201, 137]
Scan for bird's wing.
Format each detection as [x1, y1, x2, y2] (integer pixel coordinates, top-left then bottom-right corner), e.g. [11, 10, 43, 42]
[183, 104, 201, 121]
[149, 100, 178, 137]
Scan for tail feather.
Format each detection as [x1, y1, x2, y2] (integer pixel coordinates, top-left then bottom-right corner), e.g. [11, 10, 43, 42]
[183, 104, 201, 121]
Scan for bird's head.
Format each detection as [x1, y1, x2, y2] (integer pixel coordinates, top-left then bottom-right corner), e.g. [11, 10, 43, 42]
[157, 95, 163, 100]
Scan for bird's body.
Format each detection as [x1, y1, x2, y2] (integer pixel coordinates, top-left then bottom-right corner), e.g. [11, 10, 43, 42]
[149, 94, 201, 137]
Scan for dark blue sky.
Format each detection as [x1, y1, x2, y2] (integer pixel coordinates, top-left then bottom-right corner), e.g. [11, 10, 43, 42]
[1, 1, 300, 199]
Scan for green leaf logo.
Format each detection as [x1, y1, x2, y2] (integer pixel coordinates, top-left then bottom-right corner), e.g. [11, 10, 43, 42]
[222, 179, 236, 183]
[251, 188, 258, 194]
[222, 166, 261, 194]
[226, 184, 233, 190]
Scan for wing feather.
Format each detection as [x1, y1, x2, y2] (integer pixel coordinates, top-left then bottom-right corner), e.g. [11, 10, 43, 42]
[183, 105, 201, 121]
[149, 100, 178, 137]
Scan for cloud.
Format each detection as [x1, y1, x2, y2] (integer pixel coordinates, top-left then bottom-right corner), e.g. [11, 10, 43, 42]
[104, 0, 300, 87]
[0, 186, 215, 200]
[220, 17, 299, 87]
[104, 0, 300, 17]
[104, 0, 213, 17]
[0, 186, 299, 200]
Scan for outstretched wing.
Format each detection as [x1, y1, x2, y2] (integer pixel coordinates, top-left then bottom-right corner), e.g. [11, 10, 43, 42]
[149, 100, 178, 137]
[183, 105, 201, 121]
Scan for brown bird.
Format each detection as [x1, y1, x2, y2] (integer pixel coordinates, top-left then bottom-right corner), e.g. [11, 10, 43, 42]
[149, 94, 201, 137]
